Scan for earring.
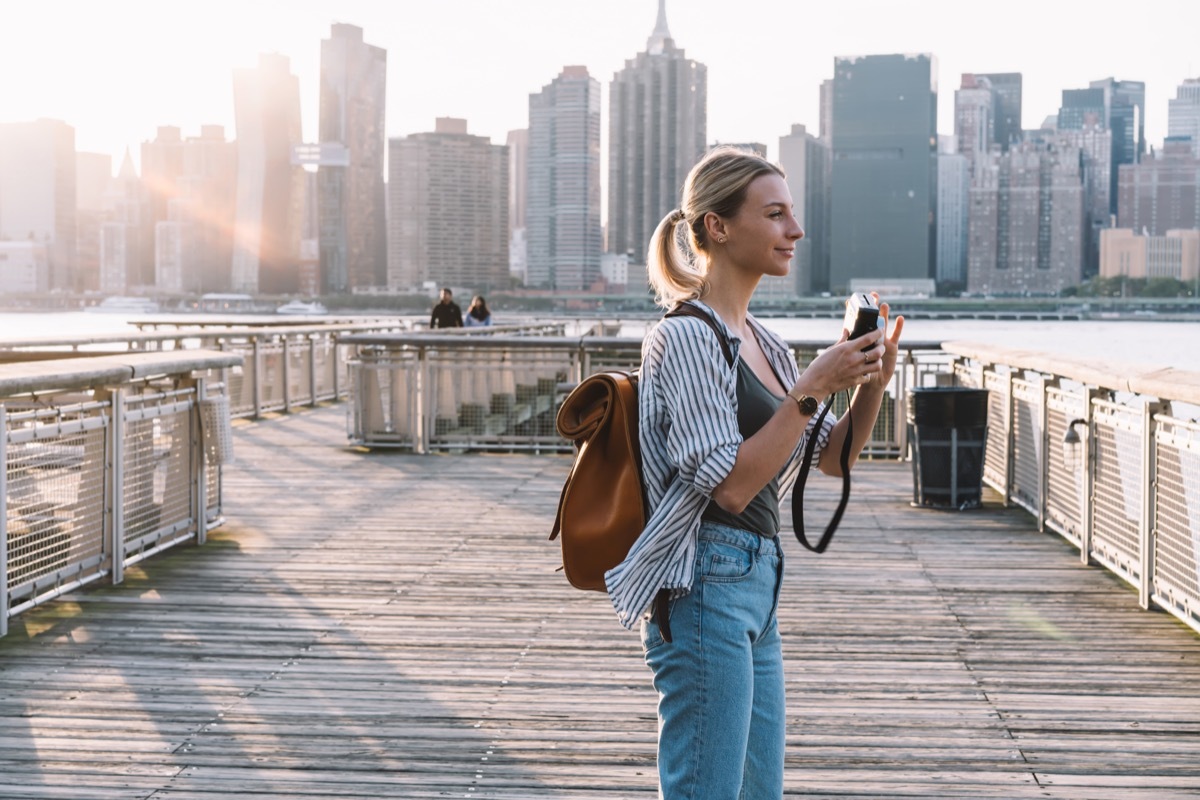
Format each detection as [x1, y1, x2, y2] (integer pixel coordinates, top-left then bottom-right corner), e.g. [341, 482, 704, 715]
[717, 236, 727, 244]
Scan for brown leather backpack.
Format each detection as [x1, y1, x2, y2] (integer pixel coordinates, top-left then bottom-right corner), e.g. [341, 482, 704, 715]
[549, 304, 731, 591]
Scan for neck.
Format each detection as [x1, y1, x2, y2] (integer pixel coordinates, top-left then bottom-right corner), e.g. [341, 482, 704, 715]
[700, 265, 759, 333]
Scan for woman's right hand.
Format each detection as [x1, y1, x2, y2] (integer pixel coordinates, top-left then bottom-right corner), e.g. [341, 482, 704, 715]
[793, 326, 887, 398]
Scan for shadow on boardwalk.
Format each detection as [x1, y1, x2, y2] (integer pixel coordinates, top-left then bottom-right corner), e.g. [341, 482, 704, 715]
[0, 403, 1198, 799]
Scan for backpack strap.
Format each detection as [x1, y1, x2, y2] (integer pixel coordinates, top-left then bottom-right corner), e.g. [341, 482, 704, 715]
[663, 302, 734, 367]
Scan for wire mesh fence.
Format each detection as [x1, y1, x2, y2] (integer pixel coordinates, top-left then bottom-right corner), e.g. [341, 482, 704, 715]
[1090, 400, 1147, 586]
[1153, 416, 1200, 629]
[2, 356, 236, 635]
[4, 400, 108, 603]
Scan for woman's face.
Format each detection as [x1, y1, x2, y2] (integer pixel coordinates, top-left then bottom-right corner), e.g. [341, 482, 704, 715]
[719, 174, 804, 278]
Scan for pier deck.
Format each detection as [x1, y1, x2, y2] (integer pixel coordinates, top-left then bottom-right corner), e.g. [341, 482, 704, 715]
[1, 404, 1199, 799]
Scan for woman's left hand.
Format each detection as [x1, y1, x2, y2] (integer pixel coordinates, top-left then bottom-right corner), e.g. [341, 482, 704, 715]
[872, 293, 905, 385]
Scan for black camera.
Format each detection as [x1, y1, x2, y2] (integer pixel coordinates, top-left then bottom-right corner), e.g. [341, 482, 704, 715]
[843, 292, 884, 346]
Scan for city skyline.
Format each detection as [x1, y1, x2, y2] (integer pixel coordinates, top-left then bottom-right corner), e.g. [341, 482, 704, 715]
[4, 0, 1199, 173]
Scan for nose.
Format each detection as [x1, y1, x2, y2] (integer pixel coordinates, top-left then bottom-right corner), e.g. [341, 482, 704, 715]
[789, 218, 804, 241]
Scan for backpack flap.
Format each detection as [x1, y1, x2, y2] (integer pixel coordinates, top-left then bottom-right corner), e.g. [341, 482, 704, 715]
[550, 371, 645, 591]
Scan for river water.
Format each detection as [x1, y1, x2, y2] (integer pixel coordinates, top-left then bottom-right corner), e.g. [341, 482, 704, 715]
[0, 310, 1195, 372]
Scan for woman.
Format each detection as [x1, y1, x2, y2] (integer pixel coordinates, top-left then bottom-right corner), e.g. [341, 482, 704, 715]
[606, 146, 904, 798]
[465, 295, 492, 327]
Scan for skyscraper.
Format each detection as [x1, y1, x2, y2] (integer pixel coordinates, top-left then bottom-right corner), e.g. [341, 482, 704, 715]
[1168, 78, 1200, 156]
[955, 74, 994, 175]
[829, 53, 938, 294]
[607, 0, 706, 264]
[968, 139, 1085, 295]
[977, 73, 1022, 150]
[156, 126, 237, 293]
[232, 53, 305, 295]
[140, 126, 184, 289]
[1051, 124, 1111, 276]
[318, 23, 387, 293]
[507, 129, 529, 284]
[0, 119, 76, 291]
[387, 118, 508, 292]
[100, 151, 141, 294]
[526, 66, 602, 291]
[1059, 78, 1145, 215]
[1117, 138, 1200, 235]
[777, 124, 830, 296]
[76, 151, 113, 292]
[936, 137, 969, 287]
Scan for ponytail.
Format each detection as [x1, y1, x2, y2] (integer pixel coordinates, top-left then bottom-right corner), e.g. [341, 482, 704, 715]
[647, 208, 707, 309]
[645, 146, 785, 310]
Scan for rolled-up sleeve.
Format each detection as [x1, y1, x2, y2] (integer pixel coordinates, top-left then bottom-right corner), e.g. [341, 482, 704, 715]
[654, 318, 741, 495]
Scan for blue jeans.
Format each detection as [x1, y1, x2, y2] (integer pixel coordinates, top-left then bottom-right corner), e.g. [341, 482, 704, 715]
[641, 522, 786, 800]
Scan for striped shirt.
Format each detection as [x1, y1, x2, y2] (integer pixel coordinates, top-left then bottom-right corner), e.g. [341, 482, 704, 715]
[604, 300, 836, 629]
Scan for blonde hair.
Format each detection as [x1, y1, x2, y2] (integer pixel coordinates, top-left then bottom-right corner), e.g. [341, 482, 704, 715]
[646, 146, 786, 308]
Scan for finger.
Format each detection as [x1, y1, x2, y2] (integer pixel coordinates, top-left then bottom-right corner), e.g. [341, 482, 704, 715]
[890, 315, 906, 343]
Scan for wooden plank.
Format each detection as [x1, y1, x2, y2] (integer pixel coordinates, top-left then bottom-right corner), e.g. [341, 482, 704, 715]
[0, 404, 1197, 798]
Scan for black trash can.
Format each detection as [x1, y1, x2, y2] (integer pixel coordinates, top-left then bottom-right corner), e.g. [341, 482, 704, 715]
[907, 387, 990, 510]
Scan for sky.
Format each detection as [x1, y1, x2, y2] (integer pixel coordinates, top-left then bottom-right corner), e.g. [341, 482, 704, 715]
[3, 0, 1199, 172]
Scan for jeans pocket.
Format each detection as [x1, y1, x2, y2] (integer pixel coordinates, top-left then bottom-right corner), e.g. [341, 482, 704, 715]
[700, 539, 755, 583]
[641, 611, 666, 653]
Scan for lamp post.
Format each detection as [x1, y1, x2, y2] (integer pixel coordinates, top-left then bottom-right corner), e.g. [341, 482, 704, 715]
[1062, 418, 1087, 475]
[1063, 417, 1089, 559]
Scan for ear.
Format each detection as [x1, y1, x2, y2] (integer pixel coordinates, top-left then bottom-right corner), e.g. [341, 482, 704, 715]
[702, 212, 727, 244]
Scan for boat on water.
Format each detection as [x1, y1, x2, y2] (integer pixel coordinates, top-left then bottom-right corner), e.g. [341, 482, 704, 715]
[276, 300, 328, 315]
[85, 296, 161, 314]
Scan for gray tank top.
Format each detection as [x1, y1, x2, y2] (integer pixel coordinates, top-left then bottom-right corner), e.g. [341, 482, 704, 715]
[701, 357, 783, 537]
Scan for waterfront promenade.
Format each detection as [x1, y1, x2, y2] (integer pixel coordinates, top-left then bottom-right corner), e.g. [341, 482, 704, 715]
[1, 404, 1199, 799]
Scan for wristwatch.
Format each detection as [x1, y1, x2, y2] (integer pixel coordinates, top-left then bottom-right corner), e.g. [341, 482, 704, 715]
[787, 388, 819, 416]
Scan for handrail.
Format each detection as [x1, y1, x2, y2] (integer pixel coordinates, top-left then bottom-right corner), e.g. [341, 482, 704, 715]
[942, 340, 1200, 407]
[0, 322, 408, 351]
[0, 350, 243, 397]
[949, 341, 1200, 636]
[2, 350, 241, 636]
[341, 332, 948, 351]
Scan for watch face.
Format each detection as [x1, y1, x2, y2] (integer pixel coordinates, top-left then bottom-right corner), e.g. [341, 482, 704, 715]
[800, 395, 818, 415]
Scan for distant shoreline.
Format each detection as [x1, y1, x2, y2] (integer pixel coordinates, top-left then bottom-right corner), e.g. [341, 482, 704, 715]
[2, 296, 1198, 324]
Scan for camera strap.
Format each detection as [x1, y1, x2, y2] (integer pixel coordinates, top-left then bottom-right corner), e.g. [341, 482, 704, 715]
[790, 390, 853, 553]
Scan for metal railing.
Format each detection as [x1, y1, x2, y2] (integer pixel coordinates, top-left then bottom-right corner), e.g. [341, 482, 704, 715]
[1, 350, 241, 636]
[6, 324, 1197, 641]
[948, 341, 1200, 635]
[340, 332, 949, 455]
[2, 321, 568, 422]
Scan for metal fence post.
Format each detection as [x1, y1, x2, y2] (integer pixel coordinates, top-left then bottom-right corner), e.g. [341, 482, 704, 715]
[308, 335, 318, 406]
[416, 345, 428, 454]
[897, 351, 913, 456]
[1079, 388, 1102, 566]
[193, 377, 208, 546]
[281, 336, 292, 412]
[252, 337, 263, 419]
[1037, 375, 1057, 532]
[1, 404, 9, 638]
[332, 338, 342, 400]
[109, 387, 126, 586]
[1139, 400, 1166, 610]
[1002, 369, 1015, 506]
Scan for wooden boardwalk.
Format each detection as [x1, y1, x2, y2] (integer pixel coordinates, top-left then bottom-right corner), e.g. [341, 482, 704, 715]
[1, 403, 1199, 799]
